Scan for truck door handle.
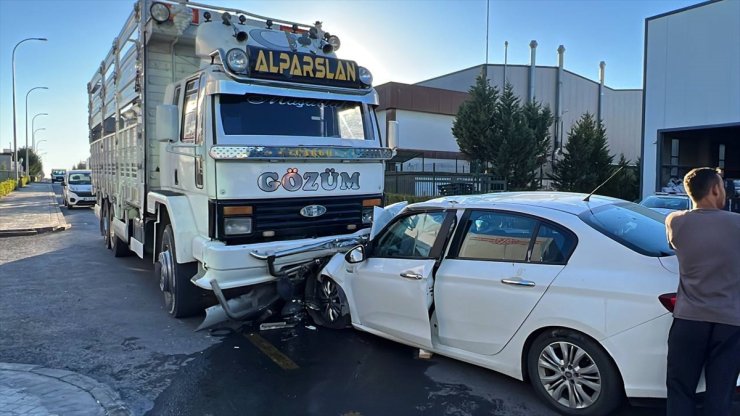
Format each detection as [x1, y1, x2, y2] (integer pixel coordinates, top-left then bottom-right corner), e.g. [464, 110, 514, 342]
[400, 271, 423, 280]
[501, 278, 536, 287]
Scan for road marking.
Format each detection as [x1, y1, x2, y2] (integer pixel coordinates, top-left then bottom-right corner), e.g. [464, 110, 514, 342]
[245, 333, 299, 370]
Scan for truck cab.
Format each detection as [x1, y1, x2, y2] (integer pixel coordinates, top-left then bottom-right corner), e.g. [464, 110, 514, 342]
[88, 0, 392, 324]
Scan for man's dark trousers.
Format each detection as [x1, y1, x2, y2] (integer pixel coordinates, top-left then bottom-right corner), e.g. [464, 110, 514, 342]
[666, 317, 740, 416]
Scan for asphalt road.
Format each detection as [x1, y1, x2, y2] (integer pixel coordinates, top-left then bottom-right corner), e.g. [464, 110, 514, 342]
[0, 184, 690, 415]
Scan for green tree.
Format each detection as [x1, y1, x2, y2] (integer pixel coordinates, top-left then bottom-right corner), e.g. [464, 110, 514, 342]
[493, 84, 553, 190]
[550, 113, 614, 193]
[600, 155, 641, 202]
[16, 147, 43, 177]
[452, 70, 500, 171]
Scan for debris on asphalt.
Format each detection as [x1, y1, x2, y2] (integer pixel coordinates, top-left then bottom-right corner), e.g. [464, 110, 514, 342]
[305, 325, 317, 330]
[259, 321, 296, 331]
[417, 349, 434, 360]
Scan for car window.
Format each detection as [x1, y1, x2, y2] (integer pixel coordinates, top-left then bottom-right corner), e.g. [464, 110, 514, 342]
[579, 202, 674, 257]
[640, 196, 690, 210]
[68, 173, 91, 185]
[529, 223, 576, 264]
[373, 211, 447, 259]
[458, 211, 537, 262]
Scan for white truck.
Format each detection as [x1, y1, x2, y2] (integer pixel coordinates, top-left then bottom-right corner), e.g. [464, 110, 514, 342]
[88, 0, 393, 325]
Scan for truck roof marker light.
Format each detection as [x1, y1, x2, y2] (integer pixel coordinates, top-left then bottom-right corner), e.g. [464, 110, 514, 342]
[225, 48, 248, 74]
[327, 35, 341, 51]
[266, 20, 273, 29]
[359, 67, 373, 86]
[203, 11, 211, 22]
[222, 12, 232, 26]
[238, 15, 246, 25]
[150, 2, 170, 24]
[322, 43, 334, 54]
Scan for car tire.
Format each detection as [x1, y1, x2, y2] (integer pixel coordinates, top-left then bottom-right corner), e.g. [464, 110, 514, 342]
[305, 274, 352, 329]
[527, 329, 623, 416]
[156, 224, 203, 318]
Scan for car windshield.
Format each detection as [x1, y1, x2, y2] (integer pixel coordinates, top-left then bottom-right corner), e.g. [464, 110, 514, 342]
[220, 94, 366, 139]
[52, 170, 65, 175]
[579, 202, 674, 257]
[640, 195, 690, 210]
[68, 173, 91, 185]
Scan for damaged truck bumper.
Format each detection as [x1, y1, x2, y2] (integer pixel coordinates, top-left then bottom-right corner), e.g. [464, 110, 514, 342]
[191, 230, 369, 329]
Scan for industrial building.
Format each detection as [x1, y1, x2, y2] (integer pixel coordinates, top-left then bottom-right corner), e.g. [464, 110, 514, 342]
[641, 0, 740, 197]
[376, 43, 643, 180]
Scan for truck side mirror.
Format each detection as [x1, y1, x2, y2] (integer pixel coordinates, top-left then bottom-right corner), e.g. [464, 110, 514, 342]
[387, 120, 399, 150]
[156, 105, 179, 142]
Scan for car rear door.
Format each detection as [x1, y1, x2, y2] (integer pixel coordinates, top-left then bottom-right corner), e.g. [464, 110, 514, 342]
[433, 209, 577, 355]
[349, 209, 455, 349]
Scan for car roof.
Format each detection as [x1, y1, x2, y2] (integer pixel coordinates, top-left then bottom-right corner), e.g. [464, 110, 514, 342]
[407, 192, 623, 215]
[67, 170, 91, 174]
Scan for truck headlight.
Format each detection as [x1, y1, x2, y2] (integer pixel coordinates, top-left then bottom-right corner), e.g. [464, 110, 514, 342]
[362, 198, 382, 224]
[359, 66, 373, 86]
[224, 217, 252, 235]
[150, 2, 170, 23]
[225, 49, 248, 74]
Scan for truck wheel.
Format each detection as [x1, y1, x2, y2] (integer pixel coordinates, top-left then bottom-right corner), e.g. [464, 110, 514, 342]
[156, 224, 202, 318]
[305, 274, 351, 329]
[108, 203, 129, 257]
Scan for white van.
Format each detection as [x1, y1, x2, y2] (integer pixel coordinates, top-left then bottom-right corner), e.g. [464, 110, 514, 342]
[63, 170, 94, 208]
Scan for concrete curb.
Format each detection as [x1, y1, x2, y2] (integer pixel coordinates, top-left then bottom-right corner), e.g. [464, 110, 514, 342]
[0, 363, 130, 416]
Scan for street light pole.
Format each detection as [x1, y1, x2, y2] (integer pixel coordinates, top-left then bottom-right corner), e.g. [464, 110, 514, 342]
[25, 87, 48, 176]
[33, 128, 46, 152]
[31, 113, 48, 151]
[35, 140, 47, 153]
[12, 37, 47, 183]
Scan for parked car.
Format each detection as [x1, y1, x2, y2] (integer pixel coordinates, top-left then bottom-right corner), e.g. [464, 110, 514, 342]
[639, 193, 691, 215]
[50, 169, 66, 183]
[62, 170, 94, 208]
[305, 192, 738, 415]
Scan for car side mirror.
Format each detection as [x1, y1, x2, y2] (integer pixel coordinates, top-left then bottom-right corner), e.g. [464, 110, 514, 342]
[61, 181, 66, 186]
[345, 245, 366, 264]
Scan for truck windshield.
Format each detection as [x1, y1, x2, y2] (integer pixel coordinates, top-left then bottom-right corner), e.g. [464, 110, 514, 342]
[68, 173, 92, 185]
[220, 94, 366, 140]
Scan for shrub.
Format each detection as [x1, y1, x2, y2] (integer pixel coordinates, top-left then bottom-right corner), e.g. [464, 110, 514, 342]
[0, 179, 17, 198]
[385, 193, 436, 206]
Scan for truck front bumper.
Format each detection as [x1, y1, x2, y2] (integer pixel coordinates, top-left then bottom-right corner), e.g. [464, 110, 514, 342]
[190, 230, 368, 290]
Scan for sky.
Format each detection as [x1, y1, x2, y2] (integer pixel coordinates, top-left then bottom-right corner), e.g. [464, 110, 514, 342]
[0, 0, 700, 174]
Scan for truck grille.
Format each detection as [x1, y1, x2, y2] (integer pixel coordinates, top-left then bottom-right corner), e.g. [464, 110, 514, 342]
[214, 195, 380, 245]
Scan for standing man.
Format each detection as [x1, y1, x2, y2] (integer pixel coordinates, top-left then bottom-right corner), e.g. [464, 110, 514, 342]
[665, 167, 740, 416]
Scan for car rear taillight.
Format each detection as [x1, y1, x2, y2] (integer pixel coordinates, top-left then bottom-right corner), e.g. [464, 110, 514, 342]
[659, 293, 677, 312]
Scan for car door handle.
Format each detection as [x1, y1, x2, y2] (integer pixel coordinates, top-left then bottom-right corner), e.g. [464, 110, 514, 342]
[501, 278, 536, 287]
[400, 271, 423, 280]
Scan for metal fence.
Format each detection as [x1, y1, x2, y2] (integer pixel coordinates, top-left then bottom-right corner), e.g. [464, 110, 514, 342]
[385, 172, 507, 197]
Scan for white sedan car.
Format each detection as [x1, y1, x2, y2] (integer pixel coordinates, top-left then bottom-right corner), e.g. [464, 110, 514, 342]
[304, 192, 727, 415]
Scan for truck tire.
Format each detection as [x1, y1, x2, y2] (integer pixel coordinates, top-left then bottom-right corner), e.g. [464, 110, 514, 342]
[108, 202, 129, 257]
[156, 224, 202, 318]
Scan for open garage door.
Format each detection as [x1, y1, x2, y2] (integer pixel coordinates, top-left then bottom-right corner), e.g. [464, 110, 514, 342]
[658, 123, 740, 211]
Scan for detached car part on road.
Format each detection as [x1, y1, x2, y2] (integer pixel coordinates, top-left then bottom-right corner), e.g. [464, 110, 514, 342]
[303, 192, 740, 416]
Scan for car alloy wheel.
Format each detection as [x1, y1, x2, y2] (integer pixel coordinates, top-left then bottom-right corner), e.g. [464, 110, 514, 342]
[528, 330, 622, 416]
[537, 341, 601, 408]
[306, 275, 351, 329]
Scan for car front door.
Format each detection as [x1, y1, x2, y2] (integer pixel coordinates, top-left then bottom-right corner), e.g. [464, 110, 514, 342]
[433, 209, 576, 355]
[350, 209, 455, 349]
